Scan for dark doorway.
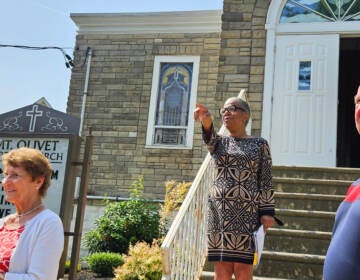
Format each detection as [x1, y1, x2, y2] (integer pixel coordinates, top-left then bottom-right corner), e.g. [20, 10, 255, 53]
[337, 38, 360, 167]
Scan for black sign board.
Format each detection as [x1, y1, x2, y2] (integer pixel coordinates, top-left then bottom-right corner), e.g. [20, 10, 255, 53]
[0, 103, 80, 134]
[0, 103, 80, 219]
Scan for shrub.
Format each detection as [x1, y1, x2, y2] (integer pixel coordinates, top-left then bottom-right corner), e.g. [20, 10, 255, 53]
[159, 180, 191, 235]
[86, 252, 124, 277]
[113, 240, 162, 280]
[83, 176, 160, 254]
[113, 181, 191, 280]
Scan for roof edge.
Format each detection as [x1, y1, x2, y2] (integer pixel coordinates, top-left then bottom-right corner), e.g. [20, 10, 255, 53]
[70, 10, 222, 34]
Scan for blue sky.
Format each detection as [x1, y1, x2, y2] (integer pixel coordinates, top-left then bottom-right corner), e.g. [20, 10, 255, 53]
[0, 0, 222, 114]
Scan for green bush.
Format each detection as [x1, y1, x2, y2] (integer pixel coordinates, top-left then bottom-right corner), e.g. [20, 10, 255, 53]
[86, 252, 124, 277]
[113, 240, 162, 280]
[84, 176, 161, 254]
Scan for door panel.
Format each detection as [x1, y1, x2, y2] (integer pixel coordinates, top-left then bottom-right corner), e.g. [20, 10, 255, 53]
[271, 34, 339, 167]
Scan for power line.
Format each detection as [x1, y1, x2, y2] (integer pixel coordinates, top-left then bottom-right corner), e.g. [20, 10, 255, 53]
[0, 44, 74, 68]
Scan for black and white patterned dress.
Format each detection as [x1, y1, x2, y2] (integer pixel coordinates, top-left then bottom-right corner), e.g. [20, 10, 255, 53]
[203, 126, 275, 264]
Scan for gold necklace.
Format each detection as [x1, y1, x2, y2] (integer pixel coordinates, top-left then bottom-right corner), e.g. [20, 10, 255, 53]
[17, 203, 43, 218]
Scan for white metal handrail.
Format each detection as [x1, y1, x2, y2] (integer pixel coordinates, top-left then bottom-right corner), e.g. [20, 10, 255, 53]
[161, 90, 248, 280]
[161, 151, 213, 280]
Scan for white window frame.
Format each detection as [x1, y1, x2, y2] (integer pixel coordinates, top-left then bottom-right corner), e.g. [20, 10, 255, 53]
[146, 56, 200, 149]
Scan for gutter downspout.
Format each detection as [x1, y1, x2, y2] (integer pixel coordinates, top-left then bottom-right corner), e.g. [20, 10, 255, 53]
[79, 47, 92, 136]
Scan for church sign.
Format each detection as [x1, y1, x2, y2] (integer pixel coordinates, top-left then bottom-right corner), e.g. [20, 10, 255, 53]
[0, 103, 80, 219]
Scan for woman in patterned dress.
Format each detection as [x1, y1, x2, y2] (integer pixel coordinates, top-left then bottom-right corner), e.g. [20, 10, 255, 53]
[194, 97, 275, 280]
[0, 147, 64, 280]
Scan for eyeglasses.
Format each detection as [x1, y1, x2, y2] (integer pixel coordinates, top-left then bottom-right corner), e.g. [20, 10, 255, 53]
[219, 105, 245, 116]
[2, 173, 23, 181]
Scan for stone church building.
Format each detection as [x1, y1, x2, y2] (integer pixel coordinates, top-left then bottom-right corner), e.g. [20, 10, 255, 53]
[68, 0, 360, 200]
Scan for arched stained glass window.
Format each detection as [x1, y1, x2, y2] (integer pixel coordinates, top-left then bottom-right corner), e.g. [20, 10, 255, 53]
[154, 63, 192, 145]
[146, 56, 199, 148]
[280, 0, 360, 23]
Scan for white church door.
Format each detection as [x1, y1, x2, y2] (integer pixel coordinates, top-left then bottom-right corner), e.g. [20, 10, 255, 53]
[270, 34, 339, 167]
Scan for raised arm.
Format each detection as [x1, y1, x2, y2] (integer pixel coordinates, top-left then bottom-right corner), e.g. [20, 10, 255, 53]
[194, 103, 213, 133]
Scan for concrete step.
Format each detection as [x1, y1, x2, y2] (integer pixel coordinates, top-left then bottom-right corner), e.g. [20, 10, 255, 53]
[200, 271, 293, 280]
[275, 208, 335, 231]
[253, 251, 324, 280]
[273, 177, 352, 195]
[202, 251, 324, 280]
[199, 166, 355, 279]
[265, 228, 331, 255]
[272, 165, 360, 181]
[275, 192, 344, 211]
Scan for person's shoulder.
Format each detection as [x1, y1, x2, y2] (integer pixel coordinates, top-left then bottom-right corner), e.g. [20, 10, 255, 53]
[257, 136, 269, 142]
[248, 136, 269, 145]
[344, 178, 360, 203]
[351, 178, 360, 186]
[217, 133, 230, 143]
[42, 209, 62, 221]
[31, 209, 62, 225]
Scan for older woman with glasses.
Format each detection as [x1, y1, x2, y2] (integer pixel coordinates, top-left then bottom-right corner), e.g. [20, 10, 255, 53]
[0, 147, 64, 280]
[194, 97, 276, 280]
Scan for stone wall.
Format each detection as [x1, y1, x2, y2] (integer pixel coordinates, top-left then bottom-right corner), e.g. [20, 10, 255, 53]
[67, 26, 221, 199]
[218, 0, 269, 136]
[67, 2, 271, 200]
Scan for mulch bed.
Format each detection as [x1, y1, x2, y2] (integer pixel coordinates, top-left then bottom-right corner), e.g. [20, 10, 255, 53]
[63, 270, 113, 280]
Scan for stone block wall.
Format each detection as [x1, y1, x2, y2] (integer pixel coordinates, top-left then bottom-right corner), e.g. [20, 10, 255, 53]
[218, 0, 269, 136]
[67, 3, 272, 200]
[67, 30, 221, 199]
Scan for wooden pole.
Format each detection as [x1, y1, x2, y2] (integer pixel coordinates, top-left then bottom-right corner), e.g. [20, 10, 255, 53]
[68, 127, 93, 280]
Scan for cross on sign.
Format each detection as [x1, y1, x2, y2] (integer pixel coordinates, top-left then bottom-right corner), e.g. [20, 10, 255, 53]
[26, 105, 43, 132]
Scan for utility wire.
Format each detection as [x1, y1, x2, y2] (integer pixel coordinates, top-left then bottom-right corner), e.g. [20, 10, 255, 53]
[0, 44, 74, 68]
